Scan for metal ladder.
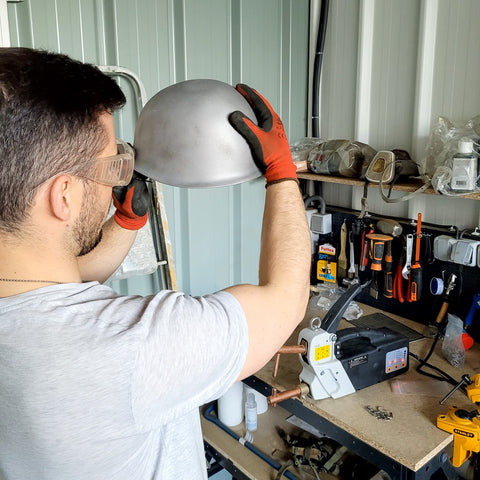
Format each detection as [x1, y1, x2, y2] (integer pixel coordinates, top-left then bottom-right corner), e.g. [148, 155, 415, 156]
[99, 65, 177, 291]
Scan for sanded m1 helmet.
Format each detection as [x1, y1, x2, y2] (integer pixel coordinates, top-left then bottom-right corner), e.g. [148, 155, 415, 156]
[133, 79, 261, 188]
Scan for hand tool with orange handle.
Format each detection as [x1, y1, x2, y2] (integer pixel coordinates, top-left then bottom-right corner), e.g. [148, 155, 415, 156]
[393, 236, 405, 303]
[393, 262, 404, 303]
[366, 233, 393, 299]
[383, 239, 394, 298]
[360, 224, 374, 272]
[402, 234, 414, 302]
[409, 213, 422, 301]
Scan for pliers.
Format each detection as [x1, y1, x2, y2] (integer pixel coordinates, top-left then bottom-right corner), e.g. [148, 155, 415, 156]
[393, 262, 404, 303]
[393, 239, 405, 303]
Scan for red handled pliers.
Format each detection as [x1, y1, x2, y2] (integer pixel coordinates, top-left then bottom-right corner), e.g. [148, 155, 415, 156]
[393, 263, 404, 303]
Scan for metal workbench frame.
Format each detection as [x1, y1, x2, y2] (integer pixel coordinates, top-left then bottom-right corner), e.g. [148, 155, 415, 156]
[242, 376, 460, 480]
[204, 441, 255, 480]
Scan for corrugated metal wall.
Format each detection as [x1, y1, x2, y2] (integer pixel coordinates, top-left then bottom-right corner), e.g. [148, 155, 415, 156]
[4, 0, 310, 296]
[3, 0, 480, 296]
[312, 0, 480, 229]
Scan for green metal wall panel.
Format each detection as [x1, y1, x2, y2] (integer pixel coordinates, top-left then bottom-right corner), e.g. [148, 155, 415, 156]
[6, 0, 310, 296]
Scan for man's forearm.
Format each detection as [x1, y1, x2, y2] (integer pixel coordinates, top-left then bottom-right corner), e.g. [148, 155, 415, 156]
[259, 180, 311, 317]
[228, 180, 311, 379]
[77, 217, 138, 283]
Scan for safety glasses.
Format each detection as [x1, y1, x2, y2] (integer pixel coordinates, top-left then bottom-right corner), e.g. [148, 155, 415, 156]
[85, 138, 135, 187]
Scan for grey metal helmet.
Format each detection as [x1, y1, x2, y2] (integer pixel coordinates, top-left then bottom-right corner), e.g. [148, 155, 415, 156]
[133, 79, 261, 188]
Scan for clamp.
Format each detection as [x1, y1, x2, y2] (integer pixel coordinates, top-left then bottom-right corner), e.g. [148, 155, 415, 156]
[437, 373, 480, 467]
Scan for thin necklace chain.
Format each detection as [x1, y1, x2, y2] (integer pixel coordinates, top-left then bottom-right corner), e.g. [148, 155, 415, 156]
[0, 278, 65, 285]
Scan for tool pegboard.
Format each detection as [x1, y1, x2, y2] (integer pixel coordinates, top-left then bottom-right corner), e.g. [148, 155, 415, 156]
[312, 209, 480, 343]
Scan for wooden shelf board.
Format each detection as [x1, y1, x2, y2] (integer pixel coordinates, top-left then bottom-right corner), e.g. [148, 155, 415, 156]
[297, 173, 480, 199]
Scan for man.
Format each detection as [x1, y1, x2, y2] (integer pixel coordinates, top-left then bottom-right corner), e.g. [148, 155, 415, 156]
[0, 47, 310, 479]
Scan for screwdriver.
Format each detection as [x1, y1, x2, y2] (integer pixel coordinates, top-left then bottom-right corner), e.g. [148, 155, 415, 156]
[409, 213, 422, 302]
[351, 220, 363, 278]
[360, 224, 374, 271]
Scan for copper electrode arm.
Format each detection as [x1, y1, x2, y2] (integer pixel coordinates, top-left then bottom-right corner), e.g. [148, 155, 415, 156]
[268, 344, 309, 407]
[272, 344, 307, 377]
[268, 383, 310, 407]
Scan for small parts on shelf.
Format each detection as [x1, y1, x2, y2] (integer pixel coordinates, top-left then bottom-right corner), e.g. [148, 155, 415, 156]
[276, 427, 386, 480]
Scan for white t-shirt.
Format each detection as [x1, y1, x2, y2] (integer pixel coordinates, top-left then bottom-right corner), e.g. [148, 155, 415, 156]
[0, 282, 248, 479]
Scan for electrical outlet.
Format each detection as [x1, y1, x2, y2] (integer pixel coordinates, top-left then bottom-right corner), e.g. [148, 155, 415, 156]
[433, 235, 456, 262]
[434, 235, 480, 266]
[451, 239, 480, 267]
[310, 213, 332, 234]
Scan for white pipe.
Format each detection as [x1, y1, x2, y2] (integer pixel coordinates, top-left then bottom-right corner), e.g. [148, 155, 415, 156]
[308, 0, 321, 138]
[0, 0, 11, 47]
[355, 0, 375, 144]
[412, 0, 439, 172]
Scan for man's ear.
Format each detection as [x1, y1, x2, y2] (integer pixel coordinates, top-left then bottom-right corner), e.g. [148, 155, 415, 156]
[48, 174, 76, 221]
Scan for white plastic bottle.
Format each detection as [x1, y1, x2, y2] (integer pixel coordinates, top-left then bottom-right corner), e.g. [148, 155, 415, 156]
[451, 138, 477, 192]
[245, 392, 257, 432]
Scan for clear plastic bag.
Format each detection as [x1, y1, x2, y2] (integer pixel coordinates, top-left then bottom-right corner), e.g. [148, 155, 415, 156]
[290, 137, 324, 173]
[290, 137, 324, 163]
[106, 204, 158, 281]
[422, 116, 480, 196]
[441, 313, 465, 368]
[307, 285, 362, 322]
[307, 139, 376, 178]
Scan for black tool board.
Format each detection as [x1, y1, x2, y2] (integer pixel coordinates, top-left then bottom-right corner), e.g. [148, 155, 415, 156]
[312, 209, 480, 343]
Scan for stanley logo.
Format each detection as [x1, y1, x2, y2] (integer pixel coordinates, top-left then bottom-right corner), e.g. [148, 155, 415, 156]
[453, 429, 474, 438]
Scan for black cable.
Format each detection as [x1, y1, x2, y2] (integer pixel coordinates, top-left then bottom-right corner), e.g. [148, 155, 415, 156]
[409, 327, 467, 395]
[311, 0, 329, 137]
[411, 351, 461, 387]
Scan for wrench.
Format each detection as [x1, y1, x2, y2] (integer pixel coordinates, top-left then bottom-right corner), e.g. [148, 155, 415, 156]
[402, 234, 414, 279]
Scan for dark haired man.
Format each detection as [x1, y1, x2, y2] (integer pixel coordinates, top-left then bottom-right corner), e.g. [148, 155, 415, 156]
[0, 47, 310, 479]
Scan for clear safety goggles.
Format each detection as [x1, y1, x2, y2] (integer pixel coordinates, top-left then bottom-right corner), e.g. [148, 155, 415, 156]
[85, 138, 135, 187]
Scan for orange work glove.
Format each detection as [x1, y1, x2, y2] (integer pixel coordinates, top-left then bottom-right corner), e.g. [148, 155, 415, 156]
[112, 171, 149, 230]
[228, 84, 297, 186]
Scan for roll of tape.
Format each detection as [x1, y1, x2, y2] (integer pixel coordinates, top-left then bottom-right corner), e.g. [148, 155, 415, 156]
[430, 277, 444, 295]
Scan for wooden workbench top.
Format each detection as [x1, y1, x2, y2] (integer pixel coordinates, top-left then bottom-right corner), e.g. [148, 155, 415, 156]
[254, 303, 480, 472]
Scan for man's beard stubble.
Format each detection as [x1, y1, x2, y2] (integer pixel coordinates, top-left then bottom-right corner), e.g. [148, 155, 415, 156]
[74, 181, 108, 257]
[77, 227, 103, 257]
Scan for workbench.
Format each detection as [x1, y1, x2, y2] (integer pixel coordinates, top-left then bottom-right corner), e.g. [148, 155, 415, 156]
[202, 303, 480, 480]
